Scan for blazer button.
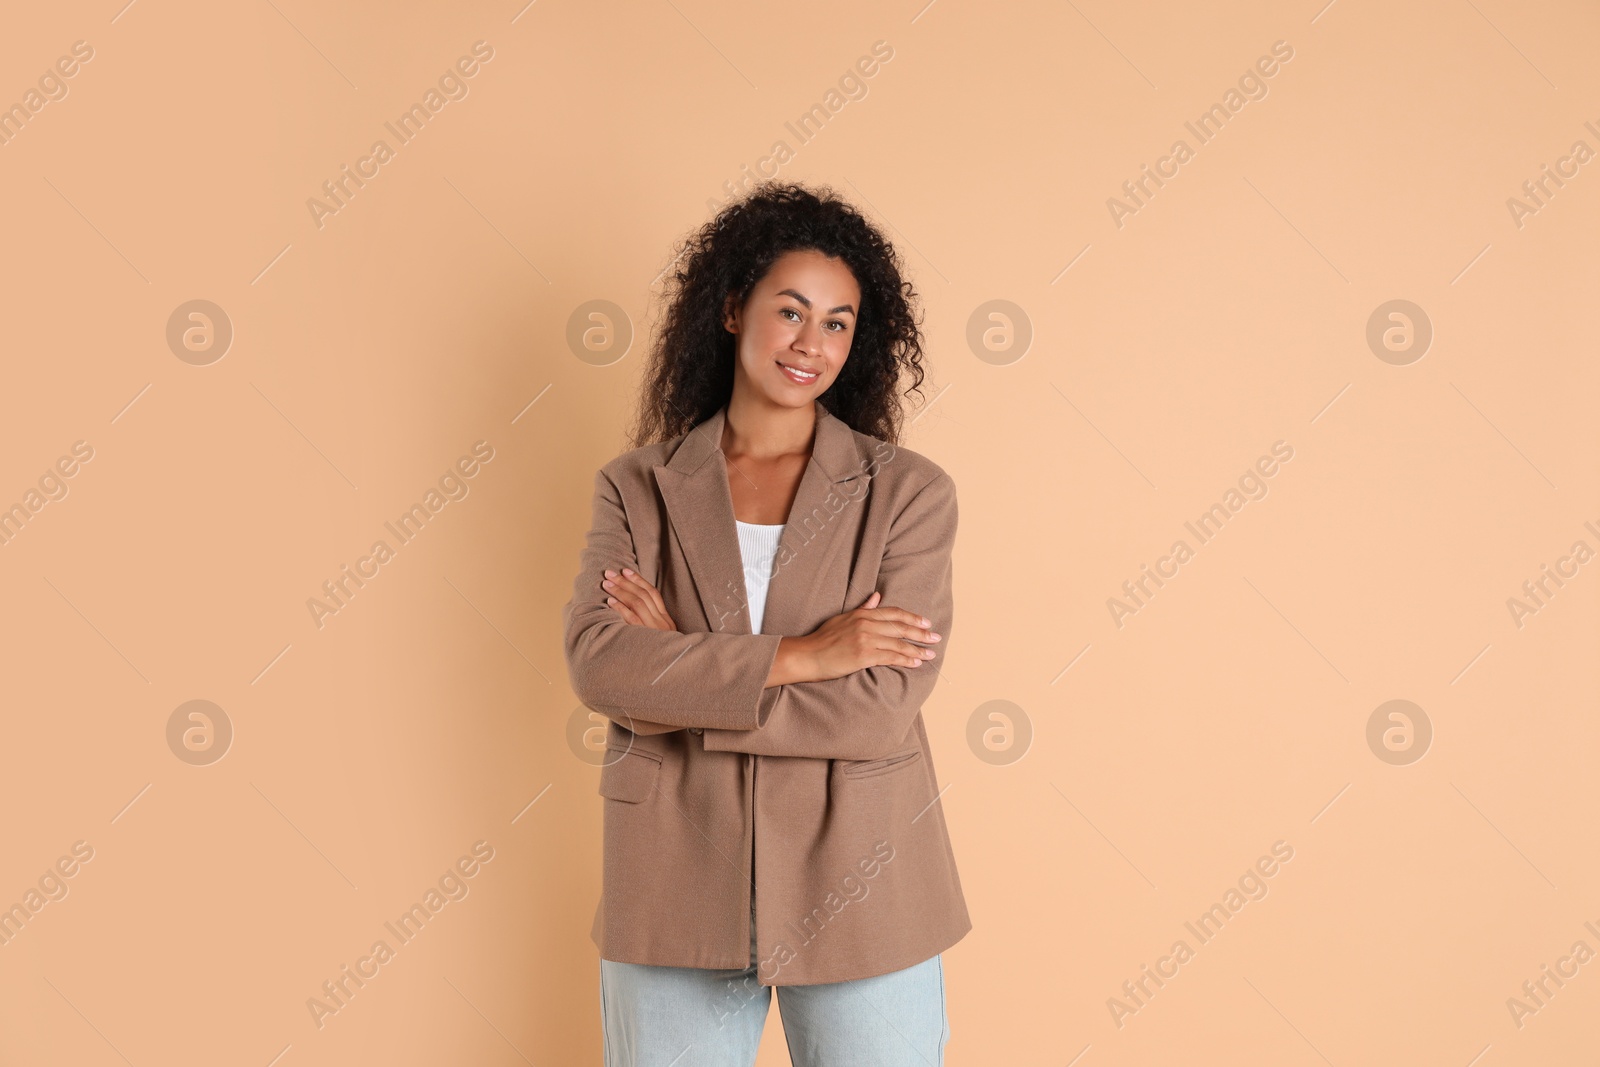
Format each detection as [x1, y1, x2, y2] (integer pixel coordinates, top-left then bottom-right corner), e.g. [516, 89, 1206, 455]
[689, 727, 704, 736]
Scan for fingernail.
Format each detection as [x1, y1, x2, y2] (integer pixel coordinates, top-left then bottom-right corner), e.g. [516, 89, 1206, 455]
[602, 579, 613, 588]
[921, 617, 931, 627]
[930, 633, 941, 641]
[604, 569, 616, 577]
[622, 568, 633, 575]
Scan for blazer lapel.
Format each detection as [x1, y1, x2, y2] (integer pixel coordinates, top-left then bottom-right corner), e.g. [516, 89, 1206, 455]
[654, 398, 867, 637]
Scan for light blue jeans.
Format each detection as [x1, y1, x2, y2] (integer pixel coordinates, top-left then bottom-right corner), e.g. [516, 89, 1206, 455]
[600, 899, 948, 1066]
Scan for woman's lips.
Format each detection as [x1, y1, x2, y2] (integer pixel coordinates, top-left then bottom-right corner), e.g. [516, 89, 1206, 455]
[777, 360, 819, 385]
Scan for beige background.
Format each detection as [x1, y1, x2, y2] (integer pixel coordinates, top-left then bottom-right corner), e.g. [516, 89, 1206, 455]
[1, 0, 1595, 1063]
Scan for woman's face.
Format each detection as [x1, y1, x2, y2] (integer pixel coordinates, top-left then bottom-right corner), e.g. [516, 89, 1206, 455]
[723, 248, 861, 411]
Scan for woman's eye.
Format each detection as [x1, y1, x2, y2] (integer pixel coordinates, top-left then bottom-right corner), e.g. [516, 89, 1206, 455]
[781, 308, 846, 331]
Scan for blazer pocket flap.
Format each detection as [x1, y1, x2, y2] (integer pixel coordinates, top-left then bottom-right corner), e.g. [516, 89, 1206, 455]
[839, 747, 923, 779]
[598, 748, 662, 803]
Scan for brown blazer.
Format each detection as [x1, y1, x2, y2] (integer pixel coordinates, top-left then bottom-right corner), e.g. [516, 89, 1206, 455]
[561, 398, 970, 986]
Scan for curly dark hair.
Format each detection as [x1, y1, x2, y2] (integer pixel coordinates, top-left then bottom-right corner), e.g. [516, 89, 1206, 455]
[626, 181, 928, 449]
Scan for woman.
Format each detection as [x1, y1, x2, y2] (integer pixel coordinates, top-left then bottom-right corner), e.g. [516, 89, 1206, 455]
[562, 181, 970, 1066]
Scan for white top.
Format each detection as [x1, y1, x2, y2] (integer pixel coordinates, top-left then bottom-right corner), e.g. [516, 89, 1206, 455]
[735, 520, 785, 635]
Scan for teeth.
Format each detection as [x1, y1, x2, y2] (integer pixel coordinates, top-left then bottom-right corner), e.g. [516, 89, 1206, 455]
[781, 363, 818, 380]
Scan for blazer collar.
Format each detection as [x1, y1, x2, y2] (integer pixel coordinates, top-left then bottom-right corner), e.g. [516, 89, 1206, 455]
[653, 398, 867, 636]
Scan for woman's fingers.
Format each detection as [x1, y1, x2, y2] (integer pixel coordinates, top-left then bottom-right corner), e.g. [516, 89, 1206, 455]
[603, 571, 650, 617]
[851, 625, 937, 668]
[605, 593, 643, 625]
[603, 567, 677, 631]
[608, 568, 659, 608]
[620, 568, 669, 618]
[871, 637, 933, 667]
[855, 608, 940, 644]
[857, 610, 939, 667]
[857, 602, 934, 630]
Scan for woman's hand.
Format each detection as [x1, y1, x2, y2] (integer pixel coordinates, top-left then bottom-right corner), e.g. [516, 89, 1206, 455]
[792, 591, 941, 682]
[602, 568, 678, 632]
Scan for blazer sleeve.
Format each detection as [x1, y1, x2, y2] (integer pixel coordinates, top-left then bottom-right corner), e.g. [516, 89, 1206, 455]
[699, 471, 956, 762]
[562, 466, 785, 733]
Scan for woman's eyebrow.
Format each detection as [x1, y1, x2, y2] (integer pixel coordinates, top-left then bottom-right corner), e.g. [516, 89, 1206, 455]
[777, 288, 856, 315]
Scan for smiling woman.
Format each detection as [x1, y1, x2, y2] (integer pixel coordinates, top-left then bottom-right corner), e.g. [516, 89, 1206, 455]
[563, 181, 966, 1066]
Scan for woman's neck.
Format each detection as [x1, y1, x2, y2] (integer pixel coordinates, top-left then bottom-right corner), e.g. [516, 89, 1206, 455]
[720, 396, 816, 461]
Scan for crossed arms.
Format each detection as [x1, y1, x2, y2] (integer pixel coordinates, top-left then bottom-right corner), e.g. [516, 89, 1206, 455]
[560, 466, 956, 762]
